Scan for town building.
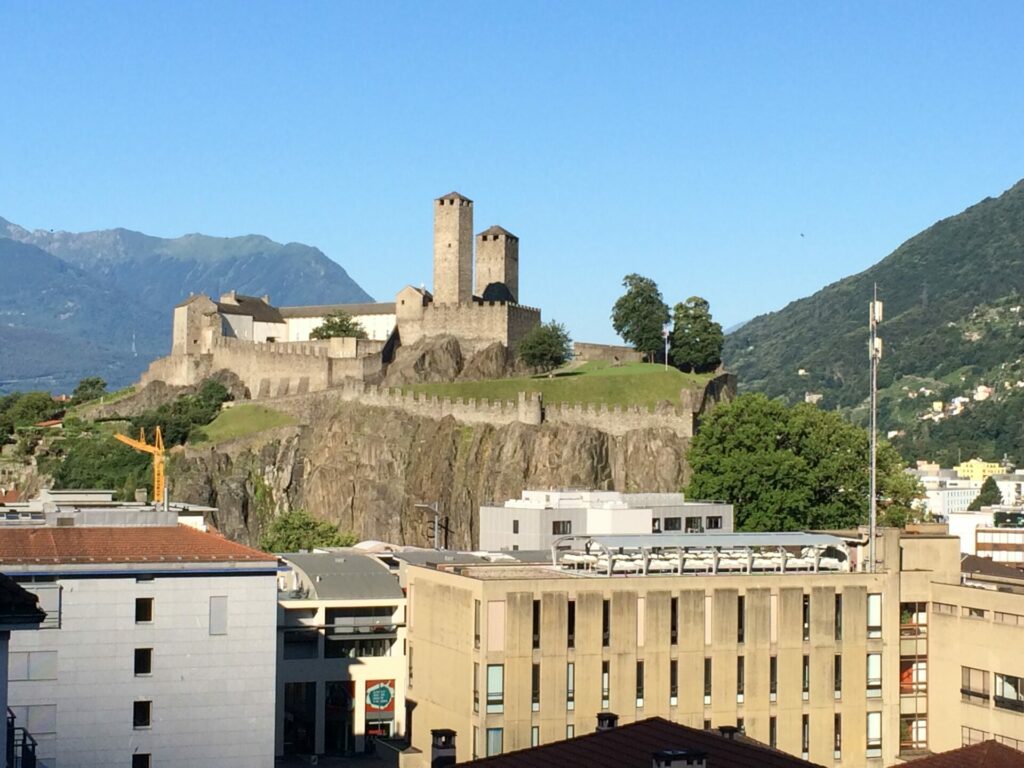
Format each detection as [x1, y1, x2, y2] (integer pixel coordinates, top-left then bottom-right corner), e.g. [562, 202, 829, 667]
[1, 507, 279, 768]
[954, 459, 1005, 484]
[479, 491, 734, 551]
[0, 572, 47, 765]
[276, 551, 407, 758]
[908, 465, 982, 519]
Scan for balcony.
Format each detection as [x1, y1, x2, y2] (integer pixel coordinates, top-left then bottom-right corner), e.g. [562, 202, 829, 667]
[6, 709, 38, 768]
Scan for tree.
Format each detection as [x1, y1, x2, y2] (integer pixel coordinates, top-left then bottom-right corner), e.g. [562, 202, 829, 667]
[71, 377, 107, 404]
[684, 394, 921, 531]
[5, 392, 59, 427]
[309, 310, 367, 340]
[259, 509, 357, 552]
[670, 296, 724, 372]
[968, 475, 1003, 510]
[611, 274, 669, 361]
[518, 321, 572, 371]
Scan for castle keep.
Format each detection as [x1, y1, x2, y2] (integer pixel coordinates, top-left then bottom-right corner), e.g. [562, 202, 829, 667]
[141, 192, 541, 397]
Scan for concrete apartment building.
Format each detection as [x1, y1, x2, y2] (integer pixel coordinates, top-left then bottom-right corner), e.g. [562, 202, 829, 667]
[276, 551, 406, 758]
[403, 529, 923, 767]
[479, 491, 734, 551]
[0, 502, 279, 768]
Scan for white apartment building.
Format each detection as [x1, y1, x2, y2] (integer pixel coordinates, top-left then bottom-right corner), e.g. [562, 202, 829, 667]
[277, 551, 406, 758]
[1, 512, 278, 768]
[478, 491, 733, 552]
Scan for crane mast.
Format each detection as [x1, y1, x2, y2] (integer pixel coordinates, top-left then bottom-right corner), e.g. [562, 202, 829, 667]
[114, 426, 166, 504]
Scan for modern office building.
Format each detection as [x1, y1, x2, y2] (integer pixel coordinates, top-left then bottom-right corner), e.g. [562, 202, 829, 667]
[1, 511, 278, 768]
[276, 551, 407, 758]
[479, 491, 734, 551]
[0, 573, 47, 765]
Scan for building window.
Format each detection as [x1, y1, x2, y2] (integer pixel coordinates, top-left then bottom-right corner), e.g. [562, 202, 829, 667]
[704, 657, 712, 704]
[132, 755, 151, 768]
[486, 664, 505, 713]
[134, 648, 153, 676]
[961, 666, 990, 704]
[552, 521, 572, 535]
[664, 517, 682, 531]
[867, 653, 882, 698]
[133, 700, 152, 729]
[900, 715, 928, 751]
[802, 714, 810, 758]
[408, 643, 413, 688]
[532, 663, 541, 712]
[707, 516, 723, 529]
[601, 661, 610, 709]
[636, 660, 645, 707]
[670, 660, 679, 705]
[531, 726, 539, 747]
[486, 728, 503, 757]
[834, 654, 842, 698]
[602, 599, 610, 647]
[566, 724, 575, 739]
[802, 594, 811, 641]
[736, 656, 745, 702]
[670, 597, 679, 645]
[962, 606, 987, 619]
[652, 518, 662, 533]
[567, 599, 575, 648]
[512, 519, 519, 534]
[685, 516, 703, 533]
[834, 713, 842, 758]
[473, 662, 479, 712]
[802, 654, 810, 699]
[737, 595, 745, 644]
[933, 601, 956, 615]
[866, 712, 882, 757]
[867, 593, 882, 638]
[835, 593, 843, 641]
[566, 662, 575, 710]
[532, 600, 540, 649]
[135, 597, 153, 624]
[769, 656, 778, 701]
[995, 673, 1024, 712]
[474, 600, 481, 649]
[769, 716, 777, 748]
[209, 595, 228, 635]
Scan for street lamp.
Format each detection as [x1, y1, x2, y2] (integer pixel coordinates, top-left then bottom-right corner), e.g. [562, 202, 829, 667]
[415, 502, 442, 550]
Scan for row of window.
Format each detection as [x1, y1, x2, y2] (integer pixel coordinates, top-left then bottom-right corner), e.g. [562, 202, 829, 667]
[933, 601, 1024, 626]
[473, 712, 881, 759]
[474, 653, 884, 713]
[961, 666, 1024, 712]
[134, 595, 228, 634]
[484, 592, 884, 652]
[515, 516, 727, 537]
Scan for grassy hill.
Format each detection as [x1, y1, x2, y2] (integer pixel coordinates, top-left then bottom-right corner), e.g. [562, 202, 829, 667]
[403, 361, 713, 409]
[195, 404, 295, 444]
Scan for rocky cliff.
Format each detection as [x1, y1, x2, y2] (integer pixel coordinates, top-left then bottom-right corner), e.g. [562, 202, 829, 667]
[169, 401, 693, 549]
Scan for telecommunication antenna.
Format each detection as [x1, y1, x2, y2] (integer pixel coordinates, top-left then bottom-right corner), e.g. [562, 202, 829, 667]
[868, 286, 883, 573]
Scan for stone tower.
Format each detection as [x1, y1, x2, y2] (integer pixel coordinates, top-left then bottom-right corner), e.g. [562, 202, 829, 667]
[433, 191, 474, 305]
[475, 226, 519, 303]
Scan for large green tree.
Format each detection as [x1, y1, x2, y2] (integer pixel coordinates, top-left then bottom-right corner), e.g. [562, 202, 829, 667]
[685, 394, 921, 531]
[259, 509, 357, 552]
[310, 310, 367, 340]
[71, 377, 107, 404]
[670, 296, 724, 372]
[968, 475, 1003, 510]
[518, 321, 573, 371]
[611, 274, 669, 361]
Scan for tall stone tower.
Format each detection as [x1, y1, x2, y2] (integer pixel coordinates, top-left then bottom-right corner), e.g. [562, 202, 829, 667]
[475, 226, 519, 303]
[433, 191, 474, 305]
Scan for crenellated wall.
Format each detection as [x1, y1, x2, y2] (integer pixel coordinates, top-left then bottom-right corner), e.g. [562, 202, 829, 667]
[403, 301, 541, 352]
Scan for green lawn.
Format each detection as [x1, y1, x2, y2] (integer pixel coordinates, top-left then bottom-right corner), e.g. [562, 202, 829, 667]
[195, 404, 296, 443]
[403, 361, 713, 409]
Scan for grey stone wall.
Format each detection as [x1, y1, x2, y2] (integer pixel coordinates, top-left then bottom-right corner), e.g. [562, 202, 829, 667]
[574, 342, 644, 364]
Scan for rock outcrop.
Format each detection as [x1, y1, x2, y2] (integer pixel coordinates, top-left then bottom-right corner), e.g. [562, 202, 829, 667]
[169, 401, 692, 549]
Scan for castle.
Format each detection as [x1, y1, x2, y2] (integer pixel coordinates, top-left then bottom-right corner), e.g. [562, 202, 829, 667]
[140, 192, 542, 398]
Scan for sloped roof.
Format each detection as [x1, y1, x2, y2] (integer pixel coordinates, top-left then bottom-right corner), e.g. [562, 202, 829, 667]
[480, 283, 516, 303]
[282, 552, 403, 600]
[216, 294, 285, 324]
[888, 740, 1024, 768]
[961, 554, 1024, 582]
[0, 525, 275, 565]
[459, 717, 824, 768]
[0, 573, 46, 626]
[278, 302, 396, 318]
[437, 191, 472, 203]
[478, 225, 518, 239]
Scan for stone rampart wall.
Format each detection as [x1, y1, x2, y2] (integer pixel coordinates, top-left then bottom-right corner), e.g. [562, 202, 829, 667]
[573, 342, 644, 364]
[411, 301, 541, 353]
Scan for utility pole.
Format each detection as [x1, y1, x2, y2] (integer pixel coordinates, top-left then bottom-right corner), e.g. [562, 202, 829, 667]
[415, 502, 442, 550]
[868, 285, 883, 573]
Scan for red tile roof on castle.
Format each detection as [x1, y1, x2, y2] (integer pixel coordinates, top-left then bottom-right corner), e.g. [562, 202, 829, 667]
[458, 718, 825, 768]
[889, 740, 1024, 768]
[0, 525, 275, 565]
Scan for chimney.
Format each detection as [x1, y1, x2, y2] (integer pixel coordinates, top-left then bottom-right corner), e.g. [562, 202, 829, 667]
[652, 749, 708, 768]
[596, 712, 619, 731]
[430, 729, 456, 768]
[717, 725, 740, 740]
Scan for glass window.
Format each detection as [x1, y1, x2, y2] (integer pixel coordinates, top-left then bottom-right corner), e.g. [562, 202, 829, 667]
[835, 594, 843, 640]
[566, 724, 575, 739]
[802, 655, 810, 698]
[636, 660, 645, 706]
[486, 728, 503, 757]
[866, 712, 882, 756]
[995, 673, 1024, 712]
[737, 596, 745, 643]
[867, 593, 882, 638]
[532, 663, 540, 711]
[566, 662, 575, 710]
[652, 518, 662, 533]
[770, 656, 778, 699]
[769, 716, 777, 748]
[474, 600, 481, 648]
[512, 519, 519, 534]
[670, 660, 678, 703]
[134, 648, 152, 676]
[135, 597, 153, 623]
[531, 726, 539, 747]
[133, 700, 152, 729]
[532, 600, 540, 649]
[834, 654, 842, 695]
[473, 662, 479, 712]
[486, 665, 504, 713]
[670, 597, 678, 644]
[601, 661, 610, 709]
[602, 599, 610, 647]
[685, 516, 703, 532]
[834, 713, 842, 756]
[737, 656, 745, 699]
[132, 755, 151, 768]
[567, 599, 575, 648]
[664, 517, 682, 531]
[552, 521, 572, 535]
[802, 594, 811, 641]
[704, 657, 712, 703]
[867, 653, 882, 697]
[209, 595, 228, 635]
[707, 516, 723, 529]
[802, 714, 810, 755]
[962, 606, 987, 619]
[961, 666, 990, 704]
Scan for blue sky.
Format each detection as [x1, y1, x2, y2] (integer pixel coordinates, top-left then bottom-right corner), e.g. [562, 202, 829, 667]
[3, 1, 1024, 341]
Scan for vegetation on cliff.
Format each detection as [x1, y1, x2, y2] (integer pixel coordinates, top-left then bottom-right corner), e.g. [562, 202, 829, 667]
[685, 394, 921, 531]
[259, 509, 356, 552]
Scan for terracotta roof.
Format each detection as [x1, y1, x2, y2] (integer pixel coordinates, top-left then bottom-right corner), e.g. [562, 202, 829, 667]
[437, 191, 472, 203]
[0, 573, 46, 626]
[0, 489, 21, 504]
[478, 225, 518, 239]
[889, 740, 1024, 768]
[458, 718, 824, 768]
[0, 525, 275, 565]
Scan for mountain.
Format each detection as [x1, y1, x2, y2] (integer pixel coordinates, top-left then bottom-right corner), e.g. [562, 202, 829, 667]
[0, 218, 373, 394]
[723, 179, 1024, 460]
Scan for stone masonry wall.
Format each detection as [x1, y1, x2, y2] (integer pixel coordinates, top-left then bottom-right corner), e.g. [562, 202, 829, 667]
[415, 301, 541, 353]
[573, 342, 644, 364]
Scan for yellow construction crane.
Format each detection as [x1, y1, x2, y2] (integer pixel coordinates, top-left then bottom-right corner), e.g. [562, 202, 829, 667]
[114, 427, 165, 503]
